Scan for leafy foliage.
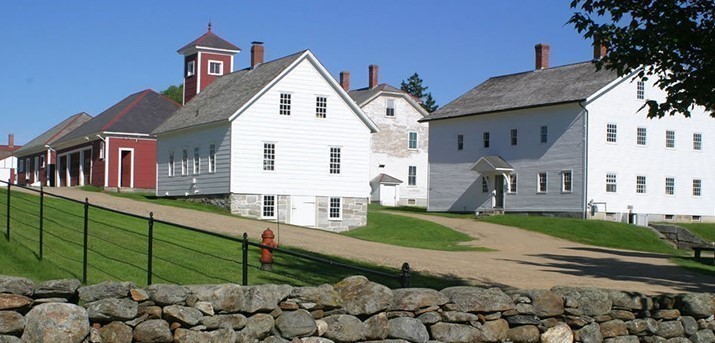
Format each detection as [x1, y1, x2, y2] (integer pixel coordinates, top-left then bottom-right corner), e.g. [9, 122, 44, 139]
[401, 73, 439, 113]
[568, 0, 714, 118]
[161, 84, 184, 104]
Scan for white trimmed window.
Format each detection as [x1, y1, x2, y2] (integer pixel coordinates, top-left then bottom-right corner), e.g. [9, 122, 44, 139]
[386, 99, 395, 117]
[693, 179, 702, 197]
[208, 144, 216, 173]
[408, 166, 417, 186]
[637, 80, 645, 99]
[636, 176, 646, 194]
[637, 127, 647, 145]
[329, 197, 341, 219]
[316, 96, 327, 118]
[457, 134, 464, 150]
[186, 60, 195, 77]
[279, 93, 291, 115]
[666, 130, 675, 148]
[537, 172, 547, 193]
[263, 143, 275, 171]
[510, 129, 518, 146]
[540, 126, 548, 143]
[665, 177, 675, 195]
[481, 176, 489, 193]
[168, 151, 174, 176]
[606, 173, 617, 192]
[483, 132, 490, 148]
[606, 124, 617, 143]
[181, 149, 188, 176]
[193, 147, 200, 175]
[408, 132, 418, 149]
[508, 174, 517, 194]
[262, 195, 276, 219]
[562, 170, 573, 193]
[208, 61, 223, 75]
[329, 147, 341, 174]
[693, 133, 702, 150]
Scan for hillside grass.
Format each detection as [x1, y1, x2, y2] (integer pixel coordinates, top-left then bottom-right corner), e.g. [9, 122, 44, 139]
[677, 223, 715, 243]
[0, 187, 469, 289]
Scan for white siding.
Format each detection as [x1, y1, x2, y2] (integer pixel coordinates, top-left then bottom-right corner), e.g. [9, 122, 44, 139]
[586, 76, 715, 219]
[156, 123, 231, 196]
[230, 58, 371, 198]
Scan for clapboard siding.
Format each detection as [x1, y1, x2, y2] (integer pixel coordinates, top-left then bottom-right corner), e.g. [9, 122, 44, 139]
[156, 123, 231, 196]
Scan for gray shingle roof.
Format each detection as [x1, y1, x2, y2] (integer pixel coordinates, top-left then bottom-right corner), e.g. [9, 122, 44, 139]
[372, 173, 403, 184]
[153, 51, 306, 134]
[422, 61, 618, 122]
[14, 112, 93, 156]
[56, 90, 180, 144]
[348, 84, 404, 105]
[177, 30, 240, 54]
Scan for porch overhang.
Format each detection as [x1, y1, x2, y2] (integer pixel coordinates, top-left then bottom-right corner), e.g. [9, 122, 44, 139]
[470, 155, 514, 175]
[372, 173, 403, 185]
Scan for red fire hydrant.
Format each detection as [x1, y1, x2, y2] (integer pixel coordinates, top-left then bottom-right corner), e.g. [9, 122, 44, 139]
[260, 228, 278, 271]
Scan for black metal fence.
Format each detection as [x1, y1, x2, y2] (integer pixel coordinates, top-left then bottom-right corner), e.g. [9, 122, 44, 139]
[0, 180, 410, 288]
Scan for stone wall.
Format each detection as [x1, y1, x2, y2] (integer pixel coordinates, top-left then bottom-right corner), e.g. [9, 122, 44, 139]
[650, 224, 711, 249]
[181, 193, 232, 211]
[1, 274, 714, 343]
[316, 197, 367, 232]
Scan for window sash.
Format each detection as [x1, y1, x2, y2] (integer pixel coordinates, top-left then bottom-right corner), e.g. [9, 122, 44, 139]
[263, 143, 275, 171]
[193, 147, 200, 175]
[483, 132, 490, 148]
[637, 81, 645, 99]
[636, 176, 646, 194]
[481, 176, 489, 193]
[279, 93, 291, 115]
[510, 129, 517, 145]
[330, 147, 341, 174]
[329, 197, 341, 219]
[666, 130, 675, 148]
[693, 179, 702, 196]
[540, 126, 548, 143]
[665, 177, 675, 195]
[562, 171, 572, 192]
[637, 128, 647, 145]
[693, 133, 702, 150]
[262, 195, 276, 218]
[606, 174, 617, 192]
[316, 96, 327, 118]
[408, 166, 417, 186]
[181, 149, 188, 175]
[508, 174, 517, 193]
[607, 124, 617, 142]
[408, 132, 417, 149]
[457, 134, 464, 150]
[208, 144, 216, 173]
[537, 173, 547, 193]
[168, 152, 174, 176]
[386, 99, 395, 116]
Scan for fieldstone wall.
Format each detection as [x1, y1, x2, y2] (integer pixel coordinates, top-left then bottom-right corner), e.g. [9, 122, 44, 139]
[230, 194, 290, 223]
[650, 224, 711, 249]
[182, 194, 232, 211]
[1, 274, 714, 343]
[316, 197, 368, 232]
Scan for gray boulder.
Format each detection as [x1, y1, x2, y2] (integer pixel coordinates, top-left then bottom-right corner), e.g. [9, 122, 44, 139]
[677, 293, 714, 318]
[388, 317, 429, 343]
[441, 311, 479, 323]
[681, 316, 699, 335]
[553, 287, 612, 316]
[417, 311, 441, 325]
[600, 320, 628, 338]
[173, 327, 236, 343]
[541, 323, 573, 343]
[363, 312, 389, 340]
[604, 336, 640, 343]
[133, 319, 172, 343]
[506, 314, 541, 326]
[186, 284, 244, 313]
[334, 276, 393, 316]
[625, 319, 648, 335]
[21, 303, 89, 343]
[86, 298, 138, 322]
[482, 318, 509, 342]
[145, 284, 187, 306]
[578, 322, 603, 343]
[34, 279, 81, 299]
[0, 335, 21, 343]
[441, 286, 515, 312]
[389, 288, 448, 311]
[235, 313, 274, 342]
[242, 284, 293, 313]
[521, 290, 565, 317]
[78, 281, 132, 304]
[0, 276, 34, 296]
[430, 322, 483, 343]
[200, 313, 247, 330]
[275, 309, 316, 338]
[99, 321, 133, 343]
[290, 285, 342, 309]
[656, 320, 684, 339]
[162, 305, 202, 326]
[0, 294, 32, 311]
[262, 336, 290, 343]
[609, 290, 651, 311]
[507, 325, 541, 343]
[0, 311, 23, 335]
[322, 314, 364, 342]
[691, 329, 715, 343]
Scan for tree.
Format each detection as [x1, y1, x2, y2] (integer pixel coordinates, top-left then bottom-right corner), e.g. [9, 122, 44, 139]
[568, 0, 714, 118]
[161, 84, 183, 104]
[401, 73, 439, 113]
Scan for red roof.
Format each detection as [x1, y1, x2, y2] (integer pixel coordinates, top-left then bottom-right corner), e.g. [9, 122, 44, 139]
[177, 27, 240, 54]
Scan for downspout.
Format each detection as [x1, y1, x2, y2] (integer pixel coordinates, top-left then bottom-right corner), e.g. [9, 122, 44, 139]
[578, 101, 589, 219]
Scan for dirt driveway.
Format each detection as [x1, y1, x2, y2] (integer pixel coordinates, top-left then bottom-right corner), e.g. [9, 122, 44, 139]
[40, 188, 715, 294]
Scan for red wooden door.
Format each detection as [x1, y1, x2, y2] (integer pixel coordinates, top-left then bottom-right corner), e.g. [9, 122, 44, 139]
[120, 151, 132, 188]
[69, 153, 80, 186]
[83, 152, 91, 185]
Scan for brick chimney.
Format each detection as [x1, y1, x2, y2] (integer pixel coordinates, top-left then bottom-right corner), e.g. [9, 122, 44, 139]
[593, 34, 608, 60]
[251, 41, 264, 68]
[8, 134, 14, 148]
[368, 65, 379, 89]
[339, 71, 350, 92]
[535, 43, 550, 70]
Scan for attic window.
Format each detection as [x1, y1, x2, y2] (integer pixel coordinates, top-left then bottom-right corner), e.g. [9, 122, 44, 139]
[637, 81, 645, 100]
[386, 99, 395, 117]
[187, 61, 195, 77]
[280, 93, 291, 115]
[208, 61, 223, 75]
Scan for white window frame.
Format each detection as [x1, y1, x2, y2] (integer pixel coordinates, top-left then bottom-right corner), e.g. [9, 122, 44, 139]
[168, 151, 175, 177]
[508, 174, 517, 194]
[262, 195, 276, 219]
[99, 141, 105, 160]
[665, 177, 675, 195]
[316, 96, 327, 118]
[181, 149, 188, 176]
[186, 60, 195, 77]
[193, 147, 200, 175]
[329, 197, 342, 220]
[279, 93, 291, 116]
[263, 143, 275, 171]
[537, 172, 547, 193]
[408, 166, 417, 186]
[481, 176, 489, 193]
[693, 133, 702, 150]
[457, 134, 464, 150]
[606, 173, 617, 193]
[208, 144, 216, 173]
[606, 123, 617, 143]
[693, 179, 702, 197]
[637, 127, 647, 146]
[540, 126, 548, 143]
[386, 99, 395, 117]
[562, 170, 573, 193]
[408, 132, 418, 149]
[208, 60, 223, 75]
[329, 147, 341, 174]
[637, 80, 645, 100]
[665, 130, 675, 149]
[636, 175, 646, 194]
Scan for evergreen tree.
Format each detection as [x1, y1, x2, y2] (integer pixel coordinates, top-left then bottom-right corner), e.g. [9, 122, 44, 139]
[401, 73, 439, 113]
[161, 84, 184, 104]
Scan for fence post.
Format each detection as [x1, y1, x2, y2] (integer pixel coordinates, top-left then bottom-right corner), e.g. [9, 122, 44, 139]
[5, 179, 10, 241]
[82, 198, 89, 284]
[147, 212, 154, 285]
[400, 262, 411, 288]
[242, 232, 248, 286]
[39, 185, 44, 260]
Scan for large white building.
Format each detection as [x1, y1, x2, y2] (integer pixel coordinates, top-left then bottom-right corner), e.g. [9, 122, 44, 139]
[154, 35, 377, 232]
[422, 43, 714, 223]
[342, 65, 429, 207]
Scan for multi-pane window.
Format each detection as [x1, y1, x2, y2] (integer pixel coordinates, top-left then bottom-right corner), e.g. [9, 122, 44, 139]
[637, 127, 647, 145]
[330, 147, 341, 174]
[168, 151, 174, 176]
[279, 93, 291, 115]
[508, 174, 517, 194]
[537, 173, 547, 193]
[483, 132, 490, 148]
[457, 134, 464, 150]
[193, 147, 200, 175]
[186, 61, 195, 77]
[316, 96, 327, 118]
[510, 129, 518, 146]
[18, 159, 24, 173]
[606, 124, 617, 143]
[208, 144, 216, 173]
[665, 177, 675, 195]
[386, 99, 395, 117]
[562, 171, 573, 193]
[636, 176, 646, 194]
[329, 197, 341, 219]
[263, 143, 275, 171]
[408, 132, 418, 149]
[481, 176, 489, 193]
[262, 195, 275, 218]
[693, 179, 702, 197]
[693, 133, 702, 150]
[540, 126, 548, 143]
[408, 166, 417, 186]
[637, 80, 645, 99]
[181, 149, 188, 176]
[606, 173, 617, 192]
[666, 130, 675, 148]
[208, 61, 223, 75]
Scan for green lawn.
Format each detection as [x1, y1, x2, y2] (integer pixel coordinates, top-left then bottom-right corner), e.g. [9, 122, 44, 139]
[368, 203, 475, 219]
[107, 191, 232, 215]
[677, 223, 715, 243]
[0, 187, 468, 289]
[344, 211, 489, 252]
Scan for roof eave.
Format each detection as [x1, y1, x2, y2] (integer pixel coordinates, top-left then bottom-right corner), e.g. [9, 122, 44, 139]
[419, 99, 585, 123]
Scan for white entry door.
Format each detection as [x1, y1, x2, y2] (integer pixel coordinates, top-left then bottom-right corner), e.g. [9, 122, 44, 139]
[291, 195, 316, 228]
[380, 184, 397, 207]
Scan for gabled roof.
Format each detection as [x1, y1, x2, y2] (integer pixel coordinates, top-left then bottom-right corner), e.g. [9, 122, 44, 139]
[55, 90, 180, 145]
[177, 29, 240, 54]
[422, 61, 619, 122]
[13, 112, 93, 156]
[372, 173, 403, 184]
[154, 50, 378, 135]
[0, 145, 20, 160]
[348, 83, 429, 117]
[470, 156, 514, 174]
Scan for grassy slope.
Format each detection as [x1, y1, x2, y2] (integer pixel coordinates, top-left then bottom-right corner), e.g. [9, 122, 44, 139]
[677, 223, 715, 242]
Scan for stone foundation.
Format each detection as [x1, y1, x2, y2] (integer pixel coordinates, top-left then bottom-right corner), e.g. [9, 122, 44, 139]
[229, 194, 290, 223]
[180, 193, 231, 211]
[317, 196, 367, 232]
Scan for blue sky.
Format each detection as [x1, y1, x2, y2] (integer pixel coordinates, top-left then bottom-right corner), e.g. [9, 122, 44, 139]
[1, 1, 595, 144]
